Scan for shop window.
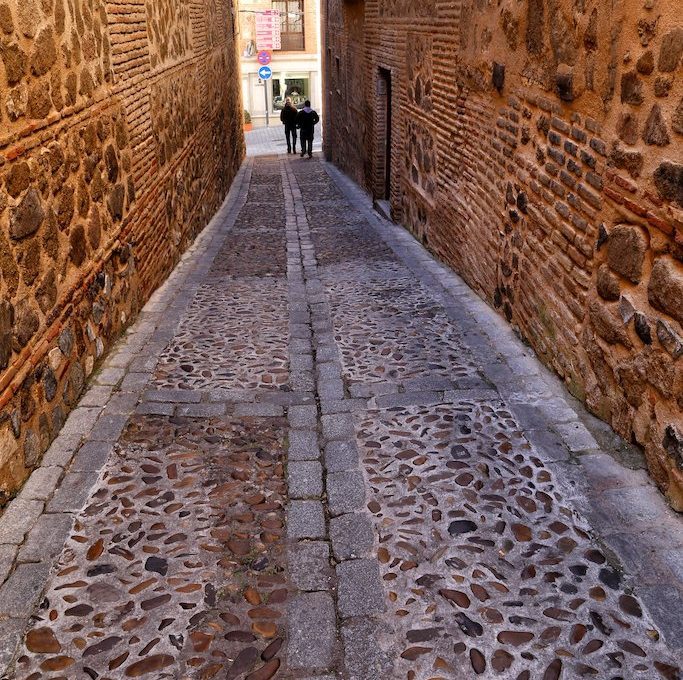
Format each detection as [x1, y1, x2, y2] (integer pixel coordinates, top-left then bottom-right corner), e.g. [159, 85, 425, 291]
[272, 0, 305, 51]
[272, 73, 310, 111]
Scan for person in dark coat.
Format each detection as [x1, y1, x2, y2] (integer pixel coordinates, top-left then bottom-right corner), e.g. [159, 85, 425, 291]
[296, 101, 320, 159]
[280, 98, 299, 154]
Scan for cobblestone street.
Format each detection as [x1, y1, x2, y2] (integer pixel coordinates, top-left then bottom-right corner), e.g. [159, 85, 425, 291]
[1, 154, 682, 680]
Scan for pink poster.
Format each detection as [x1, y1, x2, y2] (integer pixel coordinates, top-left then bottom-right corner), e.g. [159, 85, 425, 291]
[255, 10, 281, 51]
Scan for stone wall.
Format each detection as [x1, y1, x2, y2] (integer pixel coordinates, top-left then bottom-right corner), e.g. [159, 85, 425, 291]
[324, 0, 683, 508]
[0, 0, 244, 505]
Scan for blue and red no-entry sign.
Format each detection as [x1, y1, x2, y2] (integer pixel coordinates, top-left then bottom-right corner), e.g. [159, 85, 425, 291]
[258, 51, 272, 65]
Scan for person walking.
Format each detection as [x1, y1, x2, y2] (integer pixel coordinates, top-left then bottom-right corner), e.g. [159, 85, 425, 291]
[296, 101, 320, 159]
[280, 98, 299, 154]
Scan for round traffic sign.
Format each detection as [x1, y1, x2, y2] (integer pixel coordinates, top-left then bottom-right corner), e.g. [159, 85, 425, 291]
[258, 51, 272, 65]
[258, 65, 272, 80]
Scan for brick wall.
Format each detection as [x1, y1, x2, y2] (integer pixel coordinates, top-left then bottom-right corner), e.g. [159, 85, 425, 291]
[0, 0, 244, 505]
[324, 0, 683, 509]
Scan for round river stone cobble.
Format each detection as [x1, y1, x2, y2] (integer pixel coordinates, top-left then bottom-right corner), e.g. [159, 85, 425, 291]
[15, 414, 289, 679]
[355, 401, 681, 679]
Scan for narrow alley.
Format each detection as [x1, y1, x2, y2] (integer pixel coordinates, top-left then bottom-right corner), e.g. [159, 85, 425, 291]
[1, 153, 682, 680]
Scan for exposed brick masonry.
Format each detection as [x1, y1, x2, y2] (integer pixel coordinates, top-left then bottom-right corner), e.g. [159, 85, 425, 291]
[324, 0, 683, 509]
[0, 0, 244, 505]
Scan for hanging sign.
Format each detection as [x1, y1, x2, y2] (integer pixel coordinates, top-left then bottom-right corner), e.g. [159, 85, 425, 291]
[255, 10, 281, 51]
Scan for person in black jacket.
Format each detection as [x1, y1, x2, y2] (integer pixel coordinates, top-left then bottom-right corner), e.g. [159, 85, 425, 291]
[296, 101, 320, 159]
[280, 98, 299, 154]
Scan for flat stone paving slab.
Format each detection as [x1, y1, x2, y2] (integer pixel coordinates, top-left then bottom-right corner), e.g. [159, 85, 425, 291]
[287, 592, 336, 671]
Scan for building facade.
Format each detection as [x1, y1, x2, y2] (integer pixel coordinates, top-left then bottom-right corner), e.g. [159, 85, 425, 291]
[240, 0, 322, 127]
[324, 0, 683, 509]
[0, 0, 244, 504]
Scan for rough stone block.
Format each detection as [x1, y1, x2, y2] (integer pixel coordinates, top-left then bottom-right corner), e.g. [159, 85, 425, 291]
[321, 413, 355, 442]
[59, 407, 101, 438]
[208, 388, 254, 403]
[341, 617, 393, 679]
[104, 391, 141, 415]
[287, 501, 326, 540]
[524, 428, 570, 463]
[47, 472, 98, 513]
[554, 421, 599, 452]
[402, 376, 454, 392]
[94, 367, 126, 386]
[0, 617, 26, 677]
[78, 385, 113, 408]
[638, 585, 683, 650]
[0, 499, 43, 545]
[289, 430, 321, 461]
[579, 453, 648, 492]
[648, 258, 683, 326]
[327, 470, 366, 516]
[320, 398, 367, 415]
[336, 559, 386, 618]
[330, 513, 374, 561]
[234, 402, 284, 417]
[144, 388, 202, 404]
[593, 485, 665, 527]
[290, 353, 314, 372]
[287, 592, 336, 670]
[317, 378, 345, 400]
[0, 544, 16, 585]
[316, 362, 341, 380]
[15, 467, 62, 501]
[288, 404, 318, 429]
[17, 513, 73, 562]
[288, 541, 333, 591]
[374, 391, 441, 408]
[607, 224, 647, 284]
[70, 441, 114, 472]
[348, 382, 397, 398]
[119, 372, 153, 391]
[288, 461, 324, 499]
[136, 402, 174, 416]
[324, 441, 360, 473]
[509, 403, 549, 431]
[0, 561, 51, 617]
[88, 413, 129, 442]
[177, 403, 227, 417]
[41, 433, 82, 469]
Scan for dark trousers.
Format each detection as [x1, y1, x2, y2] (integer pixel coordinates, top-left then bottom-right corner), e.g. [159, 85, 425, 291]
[285, 125, 297, 152]
[300, 134, 313, 157]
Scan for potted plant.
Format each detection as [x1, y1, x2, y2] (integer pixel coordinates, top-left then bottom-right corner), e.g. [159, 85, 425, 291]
[243, 109, 253, 131]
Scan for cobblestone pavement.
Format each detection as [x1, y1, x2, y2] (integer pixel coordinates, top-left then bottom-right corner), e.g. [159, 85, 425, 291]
[245, 126, 323, 158]
[1, 155, 682, 680]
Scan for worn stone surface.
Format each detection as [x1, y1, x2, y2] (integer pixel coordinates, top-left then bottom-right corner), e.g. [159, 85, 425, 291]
[642, 104, 671, 145]
[597, 263, 621, 301]
[287, 593, 336, 671]
[607, 224, 648, 283]
[649, 258, 683, 326]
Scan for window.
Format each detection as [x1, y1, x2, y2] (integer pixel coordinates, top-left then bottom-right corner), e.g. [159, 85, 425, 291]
[272, 0, 304, 51]
[271, 72, 310, 112]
